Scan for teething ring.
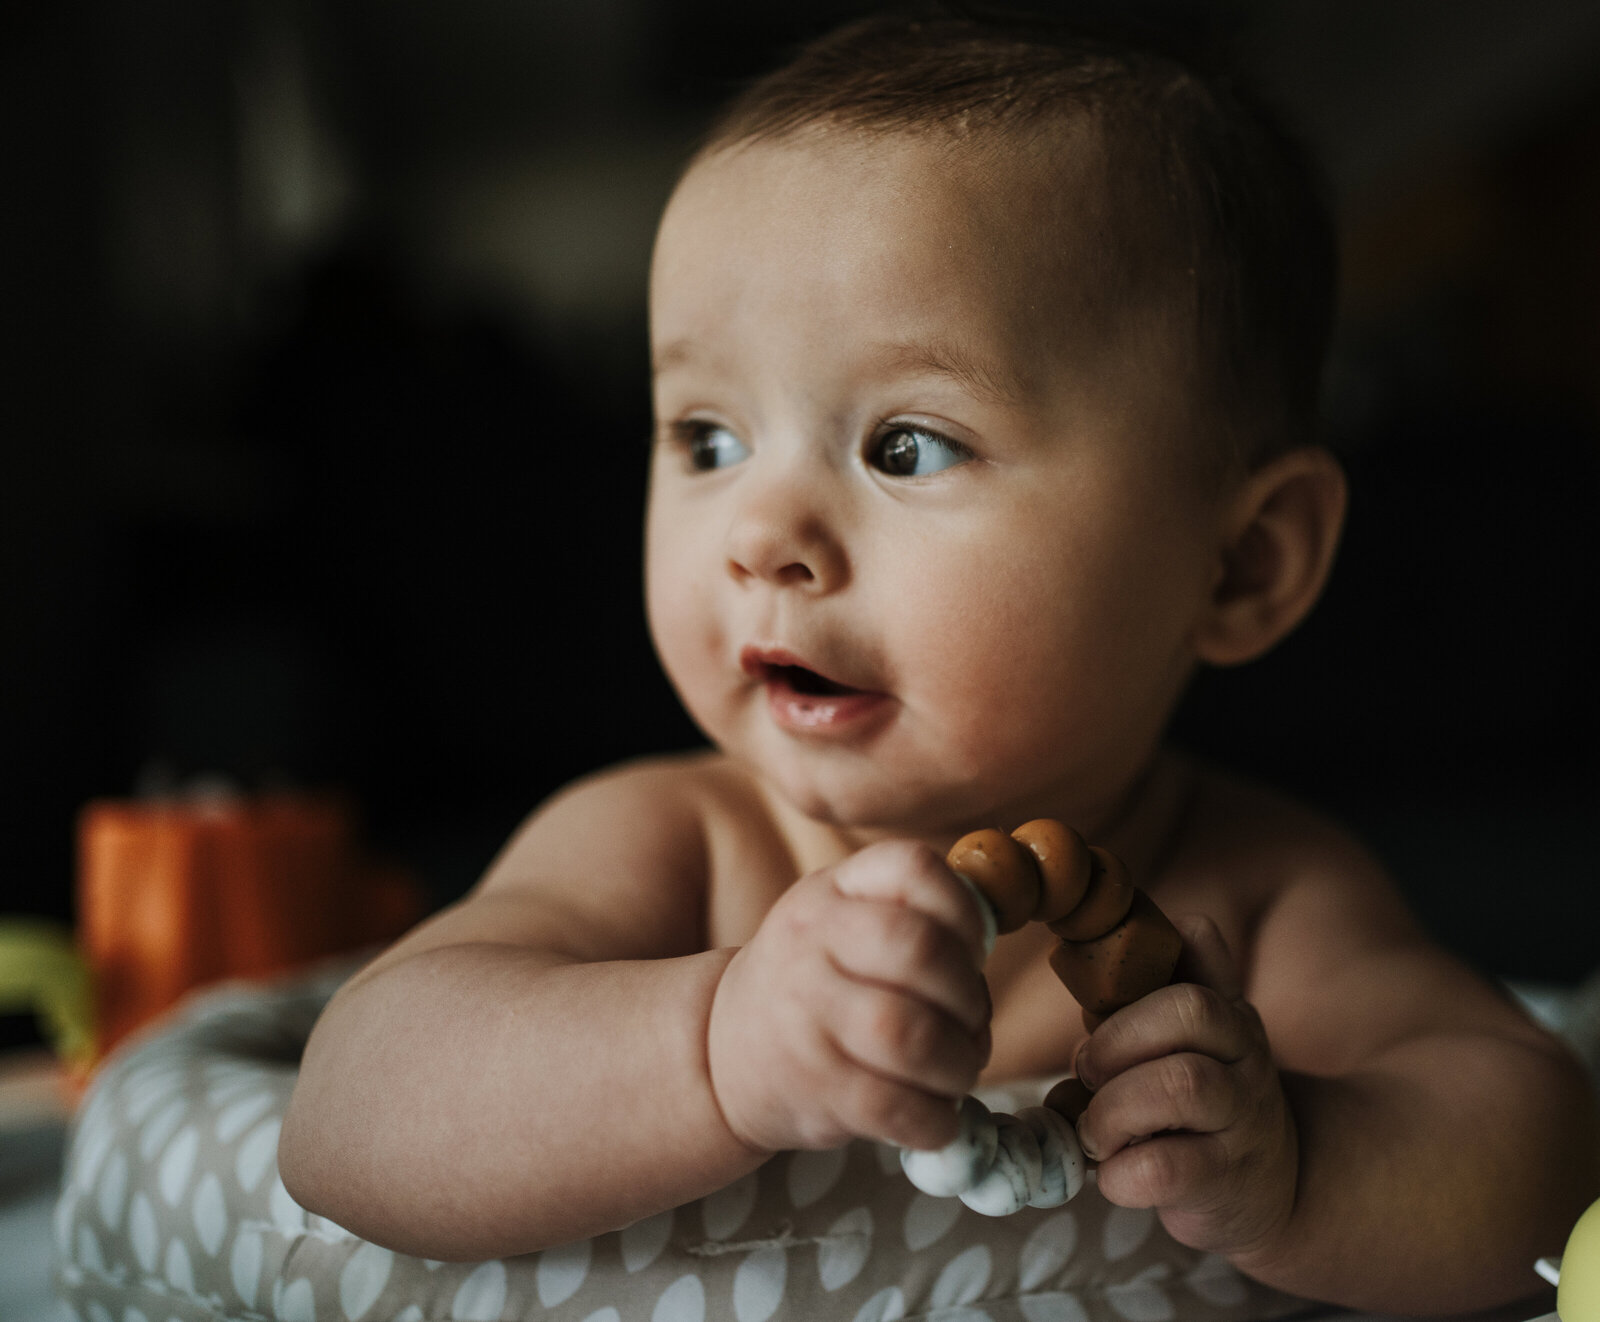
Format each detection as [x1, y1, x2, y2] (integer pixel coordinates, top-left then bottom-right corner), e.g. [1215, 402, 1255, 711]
[897, 819, 1182, 1214]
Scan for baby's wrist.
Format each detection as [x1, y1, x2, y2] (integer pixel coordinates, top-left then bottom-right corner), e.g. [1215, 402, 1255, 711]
[702, 947, 778, 1157]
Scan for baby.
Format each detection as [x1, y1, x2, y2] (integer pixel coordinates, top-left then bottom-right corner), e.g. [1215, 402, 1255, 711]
[280, 12, 1598, 1311]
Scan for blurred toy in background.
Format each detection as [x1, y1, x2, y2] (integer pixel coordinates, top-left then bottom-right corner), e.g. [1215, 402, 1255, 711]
[0, 785, 424, 1093]
[1543, 1196, 1600, 1321]
[0, 918, 96, 1079]
[77, 786, 424, 1060]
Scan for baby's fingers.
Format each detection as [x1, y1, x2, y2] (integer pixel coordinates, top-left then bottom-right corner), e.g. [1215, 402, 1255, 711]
[1075, 1052, 1242, 1162]
[1076, 981, 1257, 1089]
[1093, 1131, 1234, 1213]
[834, 1067, 968, 1153]
[832, 840, 989, 968]
[829, 982, 988, 1101]
[828, 899, 990, 1032]
[1075, 980, 1264, 1092]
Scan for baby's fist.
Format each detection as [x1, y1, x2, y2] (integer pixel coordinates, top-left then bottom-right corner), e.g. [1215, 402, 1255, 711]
[708, 840, 993, 1154]
[1072, 915, 1297, 1260]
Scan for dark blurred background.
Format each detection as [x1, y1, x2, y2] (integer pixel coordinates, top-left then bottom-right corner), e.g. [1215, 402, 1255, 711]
[4, 1, 1597, 1052]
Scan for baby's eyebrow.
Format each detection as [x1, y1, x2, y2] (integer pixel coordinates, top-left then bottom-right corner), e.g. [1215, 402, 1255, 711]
[868, 338, 1030, 408]
[651, 338, 698, 379]
[651, 334, 1030, 408]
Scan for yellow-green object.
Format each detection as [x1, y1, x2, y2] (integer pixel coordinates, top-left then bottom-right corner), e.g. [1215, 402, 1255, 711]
[1561, 1198, 1600, 1321]
[0, 918, 96, 1068]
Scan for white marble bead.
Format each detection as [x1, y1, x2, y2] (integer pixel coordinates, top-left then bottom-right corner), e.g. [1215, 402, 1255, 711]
[900, 1095, 998, 1197]
[1016, 1105, 1086, 1208]
[959, 1112, 1041, 1217]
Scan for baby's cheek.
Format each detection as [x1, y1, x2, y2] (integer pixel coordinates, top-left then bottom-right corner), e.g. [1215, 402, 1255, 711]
[922, 600, 1140, 781]
[920, 613, 1080, 751]
[645, 571, 721, 705]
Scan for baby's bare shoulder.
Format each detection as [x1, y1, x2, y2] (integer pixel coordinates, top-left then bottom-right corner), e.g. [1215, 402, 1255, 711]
[372, 752, 767, 967]
[1173, 763, 1545, 1069]
[481, 750, 749, 889]
[1168, 763, 1394, 916]
[484, 752, 800, 942]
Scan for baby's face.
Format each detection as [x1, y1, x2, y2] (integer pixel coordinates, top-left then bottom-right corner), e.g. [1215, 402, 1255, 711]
[645, 127, 1229, 837]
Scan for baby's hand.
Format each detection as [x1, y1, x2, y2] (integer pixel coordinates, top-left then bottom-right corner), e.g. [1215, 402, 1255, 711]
[1071, 916, 1297, 1261]
[707, 840, 992, 1154]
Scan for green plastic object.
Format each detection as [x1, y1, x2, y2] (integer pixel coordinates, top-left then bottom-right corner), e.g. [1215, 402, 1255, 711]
[1562, 1199, 1600, 1322]
[0, 918, 96, 1067]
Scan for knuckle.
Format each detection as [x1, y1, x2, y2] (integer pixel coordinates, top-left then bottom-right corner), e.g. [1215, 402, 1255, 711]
[905, 841, 957, 895]
[1170, 982, 1218, 1033]
[899, 839, 947, 875]
[861, 994, 903, 1053]
[773, 886, 823, 937]
[1161, 1054, 1211, 1113]
[867, 1085, 910, 1139]
[1105, 1136, 1192, 1210]
[893, 910, 943, 971]
[870, 996, 933, 1062]
[869, 837, 939, 878]
[848, 1074, 900, 1137]
[1133, 1139, 1186, 1202]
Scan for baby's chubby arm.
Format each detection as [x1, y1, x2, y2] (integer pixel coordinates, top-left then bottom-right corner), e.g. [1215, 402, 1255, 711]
[279, 761, 748, 1258]
[1070, 814, 1599, 1313]
[279, 759, 990, 1260]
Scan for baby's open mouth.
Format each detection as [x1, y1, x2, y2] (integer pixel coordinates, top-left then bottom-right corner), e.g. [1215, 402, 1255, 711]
[740, 646, 889, 733]
[768, 663, 858, 697]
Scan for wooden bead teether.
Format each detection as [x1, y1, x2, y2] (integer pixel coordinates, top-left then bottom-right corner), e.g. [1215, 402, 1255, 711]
[945, 828, 1040, 934]
[899, 817, 1184, 1215]
[1008, 817, 1092, 923]
[949, 820, 1181, 1027]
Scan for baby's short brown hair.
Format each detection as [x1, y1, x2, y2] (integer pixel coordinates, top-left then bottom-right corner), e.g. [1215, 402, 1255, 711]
[697, 9, 1338, 474]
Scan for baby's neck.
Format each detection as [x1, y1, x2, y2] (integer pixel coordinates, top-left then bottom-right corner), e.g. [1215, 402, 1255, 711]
[758, 748, 1197, 887]
[1089, 748, 1198, 888]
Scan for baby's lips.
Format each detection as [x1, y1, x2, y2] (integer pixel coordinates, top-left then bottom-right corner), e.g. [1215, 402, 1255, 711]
[737, 642, 870, 693]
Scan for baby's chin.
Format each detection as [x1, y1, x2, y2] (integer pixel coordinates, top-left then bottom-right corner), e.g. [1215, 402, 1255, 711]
[753, 754, 1034, 842]
[748, 734, 1156, 848]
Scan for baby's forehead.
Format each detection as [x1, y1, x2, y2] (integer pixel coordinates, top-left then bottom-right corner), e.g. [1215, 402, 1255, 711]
[661, 120, 1165, 343]
[651, 120, 1195, 440]
[704, 116, 1116, 226]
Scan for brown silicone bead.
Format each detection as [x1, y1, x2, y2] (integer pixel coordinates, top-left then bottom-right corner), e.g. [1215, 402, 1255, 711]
[1046, 846, 1134, 941]
[1009, 819, 1093, 925]
[1048, 889, 1183, 1018]
[946, 828, 1041, 934]
[1043, 1076, 1094, 1123]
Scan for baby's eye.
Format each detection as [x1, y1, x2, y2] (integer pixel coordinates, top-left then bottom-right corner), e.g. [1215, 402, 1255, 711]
[870, 426, 972, 477]
[680, 422, 750, 472]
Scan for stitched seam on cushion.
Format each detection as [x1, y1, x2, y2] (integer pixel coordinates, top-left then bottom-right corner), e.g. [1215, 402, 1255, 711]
[683, 1221, 876, 1256]
[236, 1214, 364, 1247]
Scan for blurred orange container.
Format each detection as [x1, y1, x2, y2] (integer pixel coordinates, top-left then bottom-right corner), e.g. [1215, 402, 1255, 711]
[77, 793, 423, 1058]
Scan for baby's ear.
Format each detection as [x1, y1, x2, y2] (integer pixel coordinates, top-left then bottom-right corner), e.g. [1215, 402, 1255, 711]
[1193, 446, 1347, 667]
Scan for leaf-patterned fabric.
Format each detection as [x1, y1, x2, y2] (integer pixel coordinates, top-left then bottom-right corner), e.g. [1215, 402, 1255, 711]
[53, 967, 1310, 1322]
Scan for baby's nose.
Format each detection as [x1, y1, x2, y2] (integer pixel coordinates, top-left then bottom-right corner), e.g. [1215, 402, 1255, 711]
[724, 476, 848, 591]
